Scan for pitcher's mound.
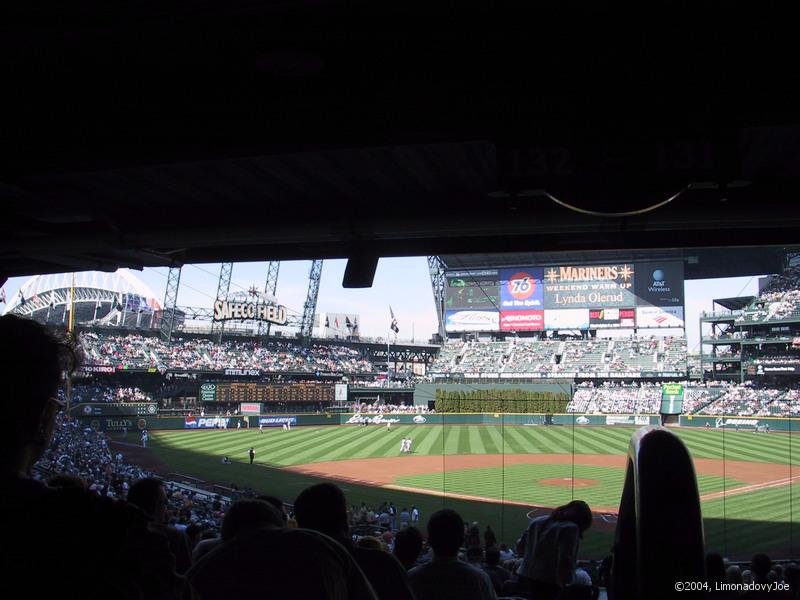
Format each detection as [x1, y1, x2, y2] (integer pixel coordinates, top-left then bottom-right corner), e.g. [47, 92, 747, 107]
[539, 477, 598, 488]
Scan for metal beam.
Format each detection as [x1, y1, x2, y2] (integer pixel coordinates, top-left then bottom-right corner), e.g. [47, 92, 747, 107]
[160, 266, 182, 343]
[427, 255, 446, 341]
[300, 260, 323, 340]
[258, 260, 281, 337]
[211, 262, 233, 342]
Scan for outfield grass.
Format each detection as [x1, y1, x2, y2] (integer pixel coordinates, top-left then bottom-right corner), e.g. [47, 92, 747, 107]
[148, 424, 800, 559]
[153, 424, 800, 466]
[395, 463, 742, 509]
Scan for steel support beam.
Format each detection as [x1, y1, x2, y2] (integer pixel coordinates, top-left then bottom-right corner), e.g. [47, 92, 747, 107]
[211, 262, 233, 342]
[258, 260, 281, 336]
[160, 266, 182, 343]
[300, 260, 323, 341]
[427, 255, 446, 341]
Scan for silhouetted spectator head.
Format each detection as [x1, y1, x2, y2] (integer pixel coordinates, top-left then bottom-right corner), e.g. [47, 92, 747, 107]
[466, 546, 483, 564]
[185, 523, 203, 548]
[356, 536, 383, 552]
[485, 546, 501, 567]
[551, 500, 593, 535]
[221, 499, 284, 541]
[394, 526, 424, 570]
[0, 315, 77, 473]
[127, 477, 168, 523]
[427, 509, 464, 558]
[705, 552, 726, 585]
[293, 483, 349, 540]
[751, 553, 772, 583]
[785, 565, 800, 594]
[256, 495, 287, 524]
[47, 474, 87, 490]
[726, 565, 743, 584]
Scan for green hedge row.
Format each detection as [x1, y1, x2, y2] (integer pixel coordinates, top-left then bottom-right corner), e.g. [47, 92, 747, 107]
[434, 388, 569, 413]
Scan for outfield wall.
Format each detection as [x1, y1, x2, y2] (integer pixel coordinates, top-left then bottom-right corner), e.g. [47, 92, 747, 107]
[78, 412, 659, 431]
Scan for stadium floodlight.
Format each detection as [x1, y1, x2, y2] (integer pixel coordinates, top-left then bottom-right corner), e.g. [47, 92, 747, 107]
[343, 254, 379, 288]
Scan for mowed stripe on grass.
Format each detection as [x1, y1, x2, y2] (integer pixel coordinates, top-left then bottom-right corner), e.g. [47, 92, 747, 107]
[152, 425, 800, 467]
[148, 425, 800, 560]
[394, 463, 742, 511]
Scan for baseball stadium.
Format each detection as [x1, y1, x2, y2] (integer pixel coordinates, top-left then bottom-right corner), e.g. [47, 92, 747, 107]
[5, 250, 800, 571]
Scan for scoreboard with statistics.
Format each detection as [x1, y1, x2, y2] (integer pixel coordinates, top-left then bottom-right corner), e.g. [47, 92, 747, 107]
[199, 382, 334, 403]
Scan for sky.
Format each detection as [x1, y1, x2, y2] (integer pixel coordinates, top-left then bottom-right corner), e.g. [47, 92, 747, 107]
[0, 257, 763, 351]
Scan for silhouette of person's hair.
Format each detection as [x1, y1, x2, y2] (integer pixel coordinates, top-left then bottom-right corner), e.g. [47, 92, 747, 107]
[128, 477, 166, 521]
[255, 494, 288, 523]
[47, 474, 87, 490]
[551, 500, 592, 534]
[394, 526, 424, 570]
[426, 509, 464, 557]
[294, 482, 349, 539]
[0, 315, 77, 471]
[222, 499, 284, 541]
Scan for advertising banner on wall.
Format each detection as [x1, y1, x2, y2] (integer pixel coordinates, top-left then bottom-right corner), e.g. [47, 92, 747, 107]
[634, 261, 685, 307]
[500, 268, 544, 310]
[754, 363, 800, 375]
[500, 310, 544, 331]
[258, 416, 298, 427]
[335, 383, 348, 401]
[240, 402, 262, 414]
[635, 305, 685, 328]
[444, 270, 500, 310]
[544, 308, 590, 330]
[589, 308, 635, 328]
[184, 417, 231, 429]
[445, 309, 500, 332]
[543, 264, 636, 309]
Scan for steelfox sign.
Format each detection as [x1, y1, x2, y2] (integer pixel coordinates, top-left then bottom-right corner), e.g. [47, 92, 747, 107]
[213, 300, 288, 324]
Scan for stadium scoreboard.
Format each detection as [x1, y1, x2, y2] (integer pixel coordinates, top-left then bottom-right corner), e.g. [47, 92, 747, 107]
[444, 261, 686, 332]
[199, 382, 334, 403]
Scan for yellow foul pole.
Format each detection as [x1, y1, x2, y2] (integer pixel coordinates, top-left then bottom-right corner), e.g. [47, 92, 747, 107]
[66, 273, 76, 416]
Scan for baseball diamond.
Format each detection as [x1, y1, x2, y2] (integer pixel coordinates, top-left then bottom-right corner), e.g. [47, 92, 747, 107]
[141, 421, 800, 559]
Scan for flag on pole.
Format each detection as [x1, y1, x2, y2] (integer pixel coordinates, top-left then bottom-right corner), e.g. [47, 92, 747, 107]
[0, 288, 5, 304]
[389, 306, 399, 334]
[345, 316, 352, 329]
[49, 292, 55, 308]
[18, 291, 26, 306]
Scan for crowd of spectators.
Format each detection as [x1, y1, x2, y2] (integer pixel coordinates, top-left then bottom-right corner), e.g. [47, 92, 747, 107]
[696, 384, 794, 417]
[430, 336, 687, 377]
[568, 382, 661, 414]
[567, 381, 800, 416]
[738, 267, 800, 323]
[61, 383, 153, 404]
[352, 402, 432, 414]
[80, 332, 375, 373]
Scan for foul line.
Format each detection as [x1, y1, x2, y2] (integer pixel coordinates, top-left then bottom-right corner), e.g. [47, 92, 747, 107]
[382, 483, 620, 514]
[109, 440, 146, 448]
[700, 475, 800, 502]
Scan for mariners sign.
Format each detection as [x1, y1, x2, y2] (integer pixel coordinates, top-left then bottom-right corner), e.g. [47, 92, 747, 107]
[213, 300, 288, 324]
